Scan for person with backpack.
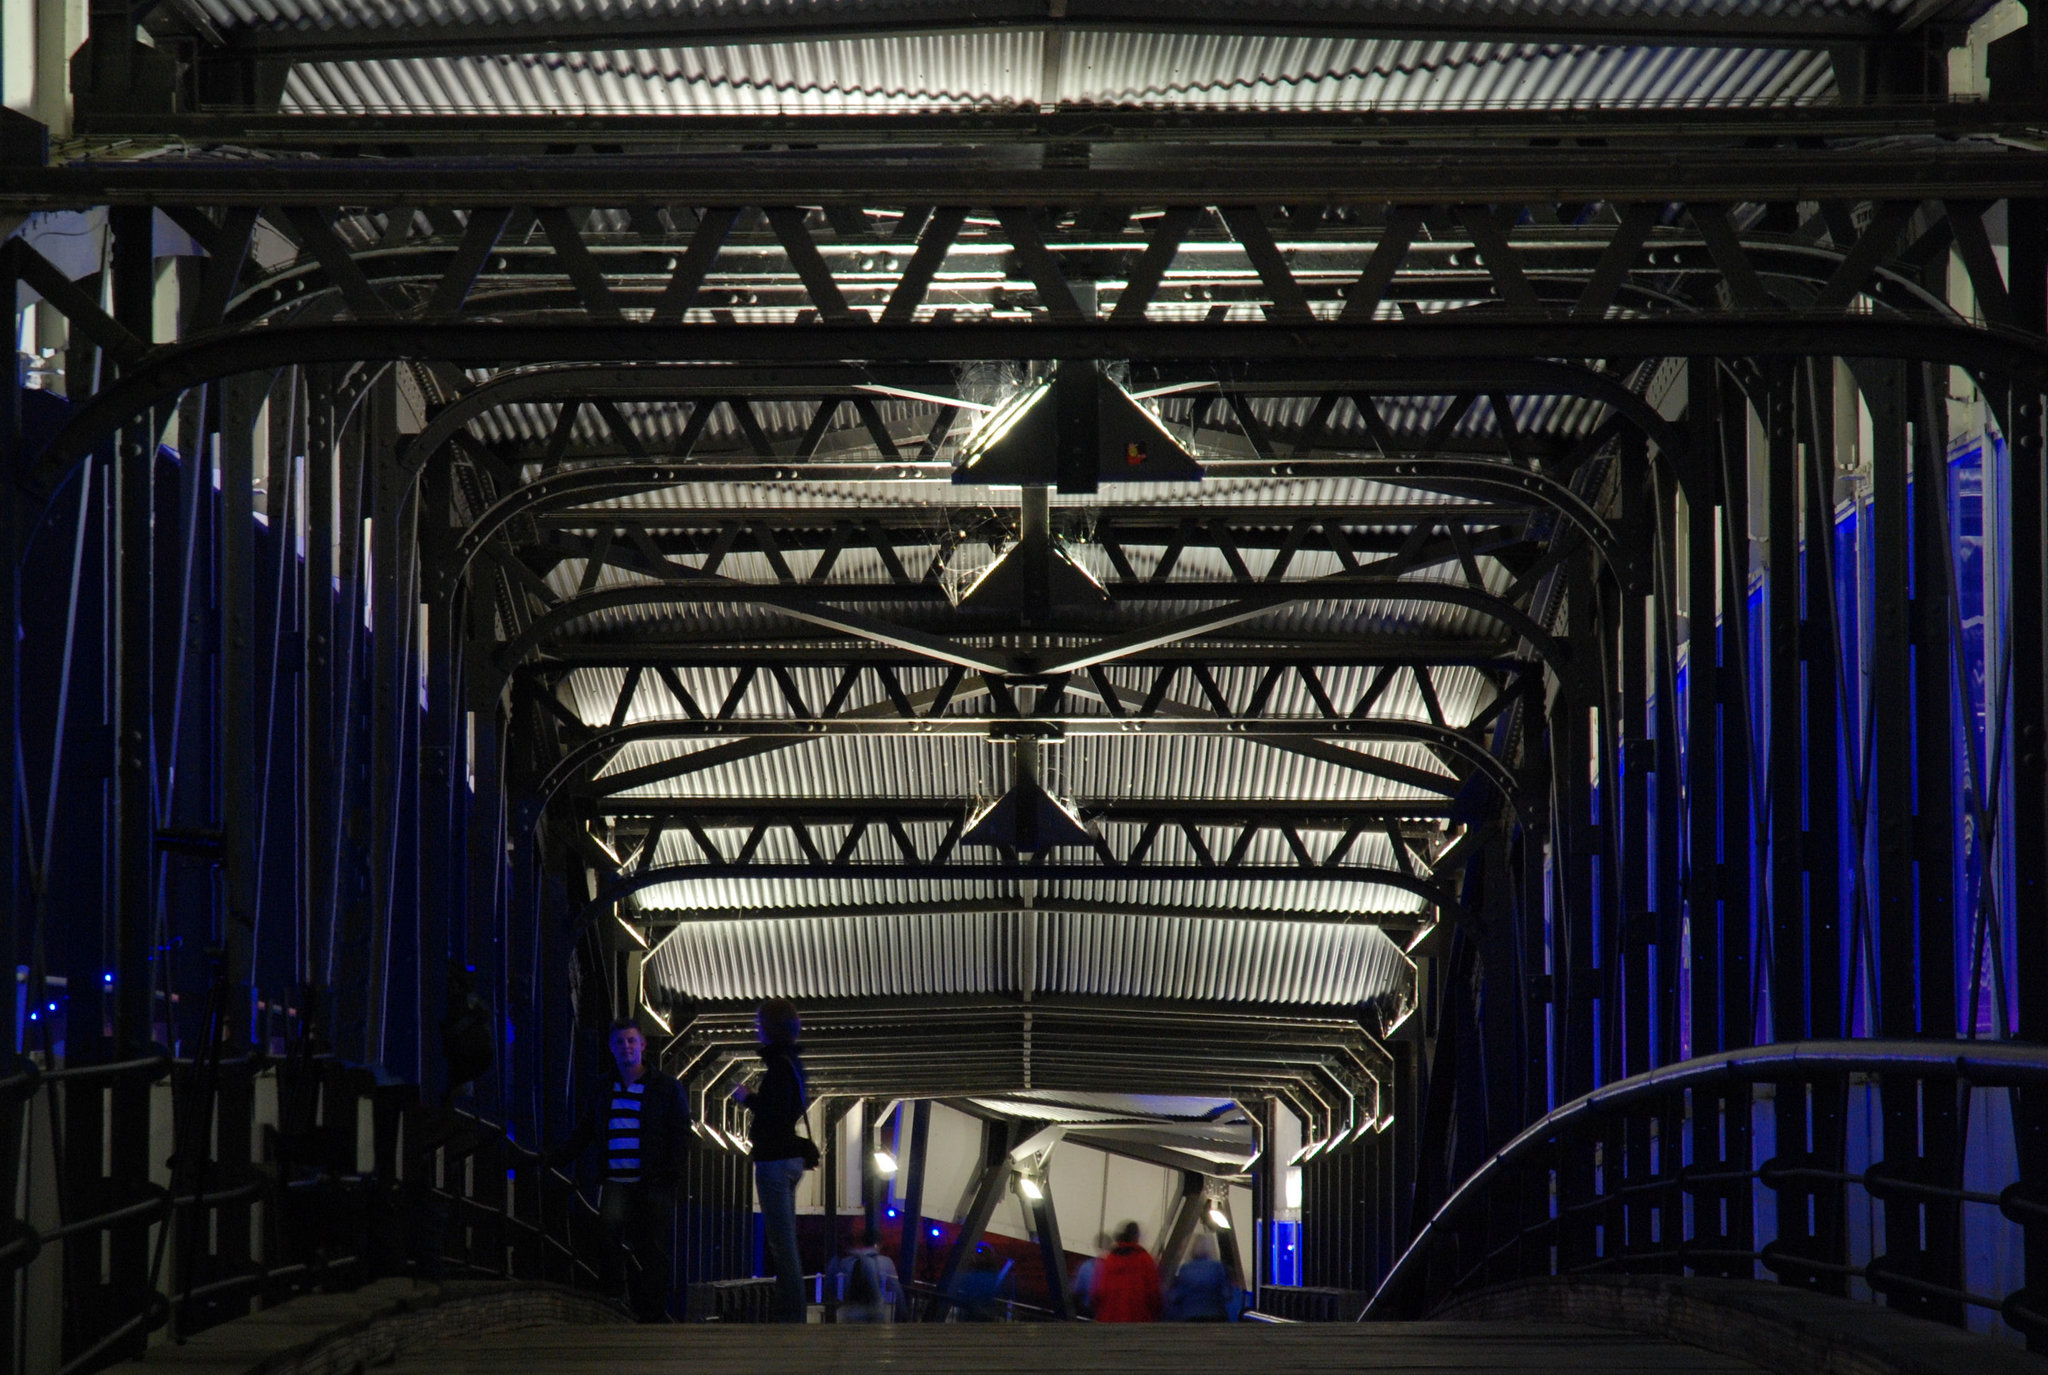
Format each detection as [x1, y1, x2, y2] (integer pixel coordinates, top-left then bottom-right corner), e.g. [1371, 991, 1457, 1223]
[831, 1224, 901, 1323]
[731, 999, 812, 1322]
[1090, 1219, 1164, 1322]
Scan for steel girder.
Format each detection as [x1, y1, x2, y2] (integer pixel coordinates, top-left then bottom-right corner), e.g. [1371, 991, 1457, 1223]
[10, 145, 2048, 1330]
[19, 127, 2048, 200]
[27, 317, 2048, 494]
[671, 998, 1392, 1122]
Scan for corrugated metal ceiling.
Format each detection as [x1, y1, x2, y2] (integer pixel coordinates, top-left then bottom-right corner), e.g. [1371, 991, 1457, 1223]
[275, 36, 1833, 114]
[196, 0, 1919, 29]
[192, 0, 1852, 114]
[230, 0, 1708, 1076]
[645, 908, 1414, 1006]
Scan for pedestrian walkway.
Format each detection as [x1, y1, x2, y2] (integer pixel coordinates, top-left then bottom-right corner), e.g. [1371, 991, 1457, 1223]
[386, 1320, 1764, 1374]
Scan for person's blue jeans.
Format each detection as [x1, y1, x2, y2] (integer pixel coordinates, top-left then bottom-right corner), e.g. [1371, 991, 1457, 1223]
[754, 1157, 806, 1322]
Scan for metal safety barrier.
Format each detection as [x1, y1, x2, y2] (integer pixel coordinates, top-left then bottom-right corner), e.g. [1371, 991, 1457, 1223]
[1364, 1039, 2048, 1348]
[0, 1047, 627, 1375]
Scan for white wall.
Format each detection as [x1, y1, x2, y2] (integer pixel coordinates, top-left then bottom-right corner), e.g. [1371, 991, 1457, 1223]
[773, 1101, 1257, 1280]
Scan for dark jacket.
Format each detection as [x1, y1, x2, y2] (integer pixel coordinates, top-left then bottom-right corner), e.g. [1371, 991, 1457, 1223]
[1165, 1256, 1232, 1321]
[739, 1042, 808, 1163]
[1091, 1242, 1163, 1322]
[549, 1067, 691, 1188]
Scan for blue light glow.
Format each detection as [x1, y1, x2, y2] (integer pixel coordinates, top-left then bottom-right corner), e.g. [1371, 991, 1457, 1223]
[929, 1227, 941, 1239]
[102, 973, 114, 984]
[886, 1209, 898, 1219]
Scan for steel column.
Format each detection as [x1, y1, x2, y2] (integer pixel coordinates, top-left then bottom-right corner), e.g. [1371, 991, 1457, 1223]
[925, 1118, 1017, 1319]
[221, 374, 261, 1048]
[2008, 196, 2048, 1354]
[895, 1098, 931, 1290]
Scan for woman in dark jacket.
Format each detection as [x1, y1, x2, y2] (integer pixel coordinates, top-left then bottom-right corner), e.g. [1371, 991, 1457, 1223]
[732, 999, 809, 1322]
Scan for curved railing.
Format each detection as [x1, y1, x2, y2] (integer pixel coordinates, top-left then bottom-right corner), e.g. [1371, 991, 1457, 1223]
[1, 1047, 621, 1375]
[1363, 1040, 2048, 1344]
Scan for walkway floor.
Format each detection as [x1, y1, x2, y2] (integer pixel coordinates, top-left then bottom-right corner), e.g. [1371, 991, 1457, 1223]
[389, 1320, 1767, 1374]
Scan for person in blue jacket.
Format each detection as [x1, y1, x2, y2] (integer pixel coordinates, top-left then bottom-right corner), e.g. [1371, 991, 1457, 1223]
[1165, 1231, 1234, 1321]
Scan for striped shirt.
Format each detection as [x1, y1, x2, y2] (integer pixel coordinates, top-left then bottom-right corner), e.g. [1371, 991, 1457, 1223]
[605, 1079, 647, 1182]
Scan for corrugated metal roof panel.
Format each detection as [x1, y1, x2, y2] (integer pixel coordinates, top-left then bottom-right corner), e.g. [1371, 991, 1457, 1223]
[267, 30, 1836, 115]
[649, 909, 1020, 1000]
[199, 0, 1917, 33]
[630, 872, 1423, 913]
[1034, 911, 1410, 1004]
[644, 907, 1413, 1004]
[1058, 33, 1831, 109]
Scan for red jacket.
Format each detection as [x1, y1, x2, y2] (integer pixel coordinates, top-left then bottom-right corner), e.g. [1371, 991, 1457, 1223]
[1090, 1243, 1164, 1322]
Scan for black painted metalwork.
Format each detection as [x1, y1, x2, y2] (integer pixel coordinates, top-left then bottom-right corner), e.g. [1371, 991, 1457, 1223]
[7, 37, 2047, 1362]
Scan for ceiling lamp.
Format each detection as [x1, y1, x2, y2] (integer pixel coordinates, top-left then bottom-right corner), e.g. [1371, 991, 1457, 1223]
[953, 362, 1203, 493]
[962, 735, 1093, 854]
[1016, 1173, 1045, 1202]
[873, 1149, 898, 1176]
[954, 486, 1110, 622]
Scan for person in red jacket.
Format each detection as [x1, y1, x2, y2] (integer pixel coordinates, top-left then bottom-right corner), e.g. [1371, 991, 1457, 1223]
[1090, 1220, 1164, 1322]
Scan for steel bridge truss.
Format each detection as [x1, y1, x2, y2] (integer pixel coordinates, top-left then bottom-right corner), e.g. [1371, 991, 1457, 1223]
[3, 133, 2047, 1364]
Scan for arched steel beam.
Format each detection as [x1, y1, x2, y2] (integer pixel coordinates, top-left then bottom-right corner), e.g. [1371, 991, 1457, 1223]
[35, 316, 2046, 502]
[196, 224, 1958, 342]
[486, 575, 1566, 682]
[451, 454, 1624, 590]
[582, 859, 1475, 934]
[1052, 676, 1528, 815]
[626, 897, 1439, 929]
[547, 715, 1492, 804]
[522, 676, 1507, 841]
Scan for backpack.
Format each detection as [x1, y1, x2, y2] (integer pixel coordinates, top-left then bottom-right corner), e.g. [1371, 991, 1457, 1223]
[846, 1251, 882, 1305]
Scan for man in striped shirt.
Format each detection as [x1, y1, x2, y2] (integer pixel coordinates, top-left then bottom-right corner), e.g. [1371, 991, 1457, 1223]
[549, 1015, 692, 1320]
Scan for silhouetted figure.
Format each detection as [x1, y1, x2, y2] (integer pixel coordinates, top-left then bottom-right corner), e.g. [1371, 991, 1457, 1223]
[830, 1223, 902, 1323]
[953, 1246, 1012, 1321]
[1069, 1232, 1111, 1319]
[732, 998, 810, 1322]
[548, 1015, 691, 1321]
[1090, 1219, 1163, 1322]
[1165, 1232, 1233, 1321]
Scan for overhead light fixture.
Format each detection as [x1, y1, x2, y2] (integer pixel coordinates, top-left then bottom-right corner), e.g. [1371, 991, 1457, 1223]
[1017, 1174, 1045, 1202]
[962, 735, 1093, 854]
[1207, 1207, 1232, 1230]
[953, 486, 1110, 620]
[958, 380, 1051, 471]
[953, 363, 1202, 492]
[873, 1149, 899, 1176]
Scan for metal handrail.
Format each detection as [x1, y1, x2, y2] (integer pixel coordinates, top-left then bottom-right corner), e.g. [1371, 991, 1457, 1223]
[1363, 1038, 2048, 1320]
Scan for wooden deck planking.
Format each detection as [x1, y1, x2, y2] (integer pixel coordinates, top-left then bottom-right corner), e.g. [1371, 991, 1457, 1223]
[390, 1322, 1766, 1374]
